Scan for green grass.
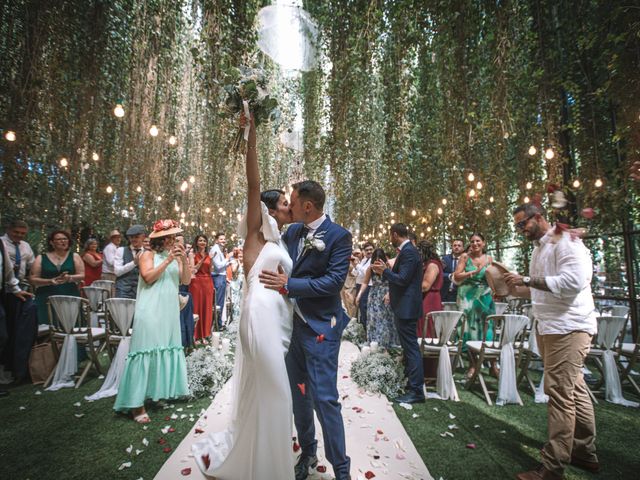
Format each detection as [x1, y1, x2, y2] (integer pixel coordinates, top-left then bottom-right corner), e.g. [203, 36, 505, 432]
[395, 372, 640, 480]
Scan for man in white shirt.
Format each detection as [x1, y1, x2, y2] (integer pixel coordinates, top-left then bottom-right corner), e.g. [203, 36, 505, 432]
[505, 203, 598, 480]
[102, 229, 122, 281]
[114, 225, 145, 299]
[209, 233, 230, 329]
[1, 220, 38, 384]
[354, 242, 374, 329]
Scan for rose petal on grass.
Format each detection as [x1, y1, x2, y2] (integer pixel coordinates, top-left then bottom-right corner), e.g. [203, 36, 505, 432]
[126, 445, 133, 454]
[142, 438, 149, 446]
[74, 413, 84, 418]
[448, 413, 456, 419]
[118, 461, 132, 471]
[35, 390, 42, 395]
[163, 446, 172, 453]
[73, 402, 81, 407]
[412, 413, 420, 418]
[136, 449, 143, 456]
[466, 443, 477, 449]
[398, 403, 413, 410]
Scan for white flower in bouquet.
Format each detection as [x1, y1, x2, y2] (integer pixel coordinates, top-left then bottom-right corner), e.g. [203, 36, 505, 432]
[342, 319, 366, 345]
[350, 351, 406, 398]
[186, 346, 234, 398]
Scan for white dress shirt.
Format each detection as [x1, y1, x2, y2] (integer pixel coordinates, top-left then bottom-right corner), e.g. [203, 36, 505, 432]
[530, 227, 597, 335]
[0, 245, 21, 294]
[354, 257, 371, 285]
[1, 234, 35, 281]
[293, 213, 327, 321]
[114, 246, 141, 277]
[102, 242, 118, 274]
[209, 244, 229, 276]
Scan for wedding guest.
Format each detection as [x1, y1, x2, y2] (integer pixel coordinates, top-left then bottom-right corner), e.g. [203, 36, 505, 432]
[176, 234, 195, 348]
[416, 240, 444, 379]
[372, 223, 424, 403]
[228, 247, 244, 326]
[507, 203, 599, 480]
[453, 232, 495, 378]
[142, 236, 151, 250]
[1, 220, 37, 382]
[114, 219, 190, 423]
[440, 238, 464, 303]
[81, 239, 102, 287]
[341, 249, 359, 318]
[209, 233, 230, 329]
[356, 248, 399, 348]
[354, 242, 374, 329]
[101, 229, 121, 281]
[114, 225, 145, 299]
[30, 230, 84, 325]
[189, 234, 214, 341]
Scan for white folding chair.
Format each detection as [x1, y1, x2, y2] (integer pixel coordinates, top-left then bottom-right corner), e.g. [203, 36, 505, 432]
[494, 302, 509, 315]
[91, 280, 115, 298]
[466, 314, 530, 405]
[82, 286, 109, 327]
[45, 295, 106, 390]
[442, 302, 458, 312]
[420, 310, 466, 401]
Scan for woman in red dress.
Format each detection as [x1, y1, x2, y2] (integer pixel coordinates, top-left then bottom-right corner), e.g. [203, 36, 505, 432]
[82, 238, 103, 286]
[189, 234, 214, 341]
[417, 241, 444, 379]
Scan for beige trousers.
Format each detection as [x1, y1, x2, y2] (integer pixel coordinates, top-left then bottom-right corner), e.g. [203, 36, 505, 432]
[101, 273, 116, 281]
[537, 331, 598, 474]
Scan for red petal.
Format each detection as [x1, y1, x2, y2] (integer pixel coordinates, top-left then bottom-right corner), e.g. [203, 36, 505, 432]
[373, 455, 380, 459]
[546, 183, 560, 194]
[163, 446, 172, 453]
[164, 416, 171, 421]
[293, 442, 300, 452]
[365, 471, 376, 479]
[158, 438, 167, 445]
[195, 428, 204, 434]
[316, 334, 325, 343]
[202, 454, 211, 469]
[317, 465, 327, 473]
[168, 427, 176, 433]
[376, 429, 384, 434]
[342, 375, 349, 379]
[466, 443, 477, 449]
[181, 467, 191, 476]
[297, 383, 306, 396]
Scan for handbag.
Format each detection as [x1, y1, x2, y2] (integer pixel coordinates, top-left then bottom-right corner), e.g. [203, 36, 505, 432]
[29, 342, 56, 385]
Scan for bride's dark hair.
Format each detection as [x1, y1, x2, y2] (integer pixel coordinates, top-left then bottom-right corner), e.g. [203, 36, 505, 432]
[261, 189, 285, 210]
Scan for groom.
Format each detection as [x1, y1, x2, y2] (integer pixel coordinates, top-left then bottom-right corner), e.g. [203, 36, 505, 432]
[259, 180, 352, 480]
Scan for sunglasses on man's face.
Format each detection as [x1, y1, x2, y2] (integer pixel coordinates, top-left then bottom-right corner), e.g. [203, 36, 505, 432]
[515, 214, 535, 231]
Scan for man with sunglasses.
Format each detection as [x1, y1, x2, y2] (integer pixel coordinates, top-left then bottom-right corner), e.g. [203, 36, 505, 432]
[505, 203, 598, 480]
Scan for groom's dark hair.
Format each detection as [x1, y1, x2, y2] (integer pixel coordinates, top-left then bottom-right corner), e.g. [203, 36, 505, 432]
[390, 223, 409, 238]
[292, 180, 325, 210]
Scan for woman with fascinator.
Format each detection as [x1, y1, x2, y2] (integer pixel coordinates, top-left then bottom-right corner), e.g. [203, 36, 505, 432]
[192, 115, 295, 478]
[113, 219, 191, 423]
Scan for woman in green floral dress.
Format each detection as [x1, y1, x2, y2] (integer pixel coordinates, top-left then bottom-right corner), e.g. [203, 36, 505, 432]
[454, 233, 495, 378]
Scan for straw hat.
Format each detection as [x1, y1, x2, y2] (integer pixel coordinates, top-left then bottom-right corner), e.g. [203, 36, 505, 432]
[149, 219, 183, 239]
[485, 260, 512, 297]
[109, 229, 121, 238]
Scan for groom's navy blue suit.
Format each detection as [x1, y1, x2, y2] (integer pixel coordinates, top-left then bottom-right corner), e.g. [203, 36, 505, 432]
[283, 216, 352, 479]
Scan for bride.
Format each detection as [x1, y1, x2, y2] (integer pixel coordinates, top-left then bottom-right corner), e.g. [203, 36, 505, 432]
[192, 116, 295, 479]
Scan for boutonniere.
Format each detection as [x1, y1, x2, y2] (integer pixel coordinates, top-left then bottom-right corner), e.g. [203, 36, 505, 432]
[301, 230, 326, 256]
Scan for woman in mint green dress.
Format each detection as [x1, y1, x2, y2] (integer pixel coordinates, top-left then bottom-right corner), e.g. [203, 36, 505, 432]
[114, 220, 191, 423]
[453, 233, 495, 377]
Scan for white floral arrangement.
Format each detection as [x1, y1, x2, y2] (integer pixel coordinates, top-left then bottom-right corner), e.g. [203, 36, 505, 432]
[350, 351, 406, 398]
[342, 319, 366, 345]
[186, 345, 234, 398]
[301, 230, 326, 256]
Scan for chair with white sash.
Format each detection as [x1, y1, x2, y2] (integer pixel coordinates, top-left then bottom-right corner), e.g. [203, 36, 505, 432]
[442, 302, 458, 312]
[84, 298, 135, 401]
[82, 286, 109, 327]
[420, 310, 466, 401]
[494, 302, 508, 315]
[587, 316, 639, 407]
[44, 295, 106, 390]
[515, 313, 549, 404]
[619, 339, 640, 398]
[466, 314, 530, 405]
[91, 280, 115, 298]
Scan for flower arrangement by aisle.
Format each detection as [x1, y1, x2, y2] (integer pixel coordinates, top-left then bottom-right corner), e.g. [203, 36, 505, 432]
[350, 350, 406, 398]
[186, 345, 234, 398]
[221, 66, 280, 152]
[342, 319, 366, 345]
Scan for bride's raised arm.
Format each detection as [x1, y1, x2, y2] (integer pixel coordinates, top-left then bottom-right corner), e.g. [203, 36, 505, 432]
[242, 115, 263, 273]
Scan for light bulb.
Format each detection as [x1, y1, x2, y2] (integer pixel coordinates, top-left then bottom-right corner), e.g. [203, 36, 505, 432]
[573, 179, 581, 188]
[476, 181, 483, 190]
[205, 207, 211, 213]
[441, 198, 447, 205]
[594, 178, 603, 188]
[524, 196, 530, 203]
[189, 175, 196, 184]
[458, 225, 464, 230]
[204, 223, 208, 227]
[149, 125, 159, 137]
[157, 195, 162, 201]
[390, 212, 395, 217]
[485, 209, 491, 216]
[92, 152, 99, 161]
[526, 181, 532, 190]
[528, 145, 537, 156]
[467, 172, 475, 182]
[427, 226, 432, 232]
[489, 196, 494, 203]
[468, 189, 476, 197]
[545, 148, 554, 160]
[180, 212, 186, 218]
[59, 157, 68, 167]
[113, 104, 125, 118]
[174, 205, 180, 212]
[420, 232, 425, 238]
[168, 135, 177, 146]
[411, 209, 417, 216]
[437, 207, 443, 215]
[136, 186, 142, 192]
[106, 186, 113, 194]
[448, 221, 453, 226]
[5, 130, 16, 142]
[180, 181, 188, 192]
[190, 221, 195, 226]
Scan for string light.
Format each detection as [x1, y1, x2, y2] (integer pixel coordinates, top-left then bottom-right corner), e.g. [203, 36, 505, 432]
[190, 221, 195, 226]
[528, 145, 537, 156]
[427, 226, 432, 232]
[168, 135, 177, 146]
[205, 207, 211, 213]
[136, 186, 142, 192]
[545, 148, 555, 160]
[447, 221, 453, 226]
[92, 152, 99, 161]
[411, 209, 417, 216]
[113, 104, 125, 118]
[189, 175, 196, 184]
[441, 198, 447, 205]
[437, 207, 443, 215]
[157, 195, 162, 201]
[149, 125, 159, 137]
[526, 181, 532, 190]
[59, 157, 68, 167]
[489, 196, 494, 203]
[467, 172, 475, 182]
[468, 189, 476, 197]
[180, 181, 188, 192]
[174, 205, 180, 212]
[476, 181, 483, 190]
[458, 225, 464, 230]
[390, 212, 395, 217]
[524, 196, 530, 203]
[5, 130, 16, 142]
[594, 178, 603, 188]
[218, 207, 224, 213]
[485, 209, 491, 216]
[106, 186, 113, 194]
[180, 212, 186, 218]
[572, 179, 581, 188]
[420, 232, 425, 238]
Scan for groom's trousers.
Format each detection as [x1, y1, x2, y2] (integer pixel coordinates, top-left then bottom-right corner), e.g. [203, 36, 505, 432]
[286, 315, 351, 480]
[395, 316, 425, 396]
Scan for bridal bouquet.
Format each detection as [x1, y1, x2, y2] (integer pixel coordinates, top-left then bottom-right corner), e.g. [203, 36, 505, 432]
[350, 351, 406, 398]
[221, 66, 280, 152]
[186, 346, 234, 398]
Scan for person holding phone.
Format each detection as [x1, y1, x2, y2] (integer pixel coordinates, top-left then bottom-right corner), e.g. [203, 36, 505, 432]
[30, 229, 84, 325]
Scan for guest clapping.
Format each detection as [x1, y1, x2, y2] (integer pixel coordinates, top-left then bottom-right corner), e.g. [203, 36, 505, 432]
[81, 239, 102, 287]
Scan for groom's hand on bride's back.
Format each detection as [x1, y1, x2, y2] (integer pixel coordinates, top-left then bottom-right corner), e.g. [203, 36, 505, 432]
[259, 265, 288, 292]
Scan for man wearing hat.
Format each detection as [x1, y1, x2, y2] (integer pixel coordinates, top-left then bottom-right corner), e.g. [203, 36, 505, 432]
[102, 229, 122, 281]
[114, 225, 146, 299]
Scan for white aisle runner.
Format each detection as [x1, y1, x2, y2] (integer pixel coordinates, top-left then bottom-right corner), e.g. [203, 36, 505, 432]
[155, 341, 432, 480]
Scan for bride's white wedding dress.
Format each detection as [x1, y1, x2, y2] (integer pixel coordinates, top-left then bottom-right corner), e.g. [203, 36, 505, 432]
[192, 203, 294, 480]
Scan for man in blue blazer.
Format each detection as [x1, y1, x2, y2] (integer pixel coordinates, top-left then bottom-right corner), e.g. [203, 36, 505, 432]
[440, 238, 465, 303]
[260, 180, 352, 480]
[372, 222, 425, 404]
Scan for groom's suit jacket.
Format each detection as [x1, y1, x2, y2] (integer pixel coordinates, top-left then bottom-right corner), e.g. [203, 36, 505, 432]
[283, 216, 352, 341]
[383, 241, 423, 320]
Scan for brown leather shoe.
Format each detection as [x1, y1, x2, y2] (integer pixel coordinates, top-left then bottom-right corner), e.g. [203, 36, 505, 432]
[516, 464, 564, 480]
[570, 456, 600, 473]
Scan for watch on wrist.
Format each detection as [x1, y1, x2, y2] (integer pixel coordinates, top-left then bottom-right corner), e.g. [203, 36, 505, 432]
[278, 283, 289, 296]
[522, 276, 531, 287]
